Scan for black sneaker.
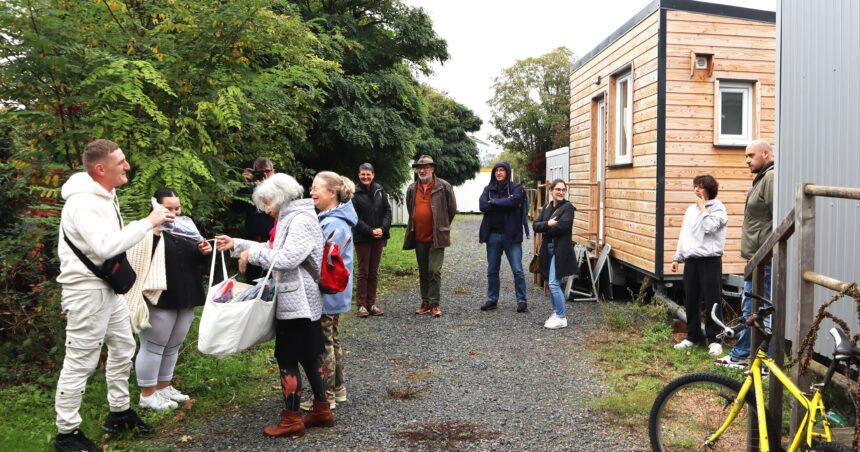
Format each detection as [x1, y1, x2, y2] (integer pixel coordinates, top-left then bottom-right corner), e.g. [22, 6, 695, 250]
[516, 302, 528, 313]
[54, 429, 99, 452]
[102, 408, 155, 435]
[479, 301, 498, 311]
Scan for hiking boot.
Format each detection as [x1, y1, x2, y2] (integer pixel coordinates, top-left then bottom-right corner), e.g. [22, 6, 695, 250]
[544, 314, 567, 329]
[139, 392, 178, 411]
[714, 354, 749, 369]
[674, 339, 696, 350]
[263, 409, 305, 438]
[415, 303, 431, 315]
[357, 306, 369, 318]
[480, 301, 497, 311]
[102, 408, 154, 435]
[516, 302, 528, 313]
[300, 396, 335, 411]
[430, 306, 442, 317]
[708, 343, 724, 357]
[369, 305, 384, 316]
[157, 385, 190, 402]
[302, 400, 334, 428]
[333, 386, 347, 403]
[54, 429, 98, 452]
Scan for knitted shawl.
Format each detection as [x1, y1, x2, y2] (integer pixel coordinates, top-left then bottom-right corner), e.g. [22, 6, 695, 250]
[125, 232, 167, 332]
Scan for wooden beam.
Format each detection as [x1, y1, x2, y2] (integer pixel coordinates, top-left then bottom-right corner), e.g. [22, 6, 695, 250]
[790, 183, 815, 437]
[804, 184, 860, 200]
[803, 271, 860, 298]
[744, 207, 795, 279]
[768, 238, 787, 443]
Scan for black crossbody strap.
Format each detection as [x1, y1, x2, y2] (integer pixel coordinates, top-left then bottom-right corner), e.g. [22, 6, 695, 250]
[61, 199, 124, 279]
[62, 225, 106, 279]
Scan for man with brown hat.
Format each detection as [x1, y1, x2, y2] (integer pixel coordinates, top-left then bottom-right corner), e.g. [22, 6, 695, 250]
[403, 155, 457, 317]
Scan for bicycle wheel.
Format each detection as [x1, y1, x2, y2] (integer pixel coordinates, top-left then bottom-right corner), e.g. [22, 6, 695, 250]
[807, 441, 853, 452]
[649, 372, 776, 451]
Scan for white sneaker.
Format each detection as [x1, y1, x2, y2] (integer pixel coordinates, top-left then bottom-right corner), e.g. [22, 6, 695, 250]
[674, 339, 695, 350]
[157, 385, 190, 402]
[708, 343, 723, 356]
[543, 313, 558, 327]
[544, 315, 568, 329]
[139, 392, 178, 411]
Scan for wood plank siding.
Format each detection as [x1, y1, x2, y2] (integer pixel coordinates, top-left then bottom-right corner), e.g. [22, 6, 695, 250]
[569, 11, 660, 273]
[568, 2, 775, 277]
[663, 10, 775, 275]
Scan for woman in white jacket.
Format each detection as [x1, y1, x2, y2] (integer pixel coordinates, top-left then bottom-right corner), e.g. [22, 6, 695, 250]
[671, 175, 728, 356]
[215, 173, 329, 439]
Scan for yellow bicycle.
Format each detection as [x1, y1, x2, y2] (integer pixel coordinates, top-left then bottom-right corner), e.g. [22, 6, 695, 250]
[648, 292, 854, 451]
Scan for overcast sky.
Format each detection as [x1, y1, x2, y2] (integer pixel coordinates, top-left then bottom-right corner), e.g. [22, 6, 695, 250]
[405, 0, 776, 147]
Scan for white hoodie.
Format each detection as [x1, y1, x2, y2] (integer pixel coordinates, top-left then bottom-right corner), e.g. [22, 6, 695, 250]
[57, 172, 152, 289]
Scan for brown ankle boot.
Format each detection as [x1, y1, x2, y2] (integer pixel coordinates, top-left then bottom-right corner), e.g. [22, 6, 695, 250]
[302, 400, 334, 428]
[263, 409, 305, 438]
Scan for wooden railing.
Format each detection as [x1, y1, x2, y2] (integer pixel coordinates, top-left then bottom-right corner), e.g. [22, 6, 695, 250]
[743, 183, 860, 445]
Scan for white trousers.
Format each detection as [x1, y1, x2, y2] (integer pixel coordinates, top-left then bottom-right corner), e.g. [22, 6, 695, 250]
[55, 288, 135, 433]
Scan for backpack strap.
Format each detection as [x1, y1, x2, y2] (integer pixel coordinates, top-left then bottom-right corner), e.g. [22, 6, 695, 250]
[62, 226, 106, 279]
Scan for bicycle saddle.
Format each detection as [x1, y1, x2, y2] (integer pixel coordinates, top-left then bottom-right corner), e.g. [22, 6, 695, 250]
[829, 328, 860, 361]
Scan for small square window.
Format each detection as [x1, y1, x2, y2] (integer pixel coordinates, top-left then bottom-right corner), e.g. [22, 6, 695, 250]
[717, 81, 752, 146]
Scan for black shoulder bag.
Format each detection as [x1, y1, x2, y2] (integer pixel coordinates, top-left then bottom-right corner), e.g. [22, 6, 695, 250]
[61, 206, 137, 294]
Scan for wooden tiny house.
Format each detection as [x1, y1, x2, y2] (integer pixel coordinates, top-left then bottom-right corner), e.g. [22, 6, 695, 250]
[568, 0, 775, 281]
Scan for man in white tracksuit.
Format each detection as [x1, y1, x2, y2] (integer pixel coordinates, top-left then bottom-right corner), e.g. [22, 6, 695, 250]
[54, 139, 173, 452]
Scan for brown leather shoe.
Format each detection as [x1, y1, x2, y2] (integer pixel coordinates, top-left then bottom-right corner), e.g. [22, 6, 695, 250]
[415, 303, 431, 315]
[357, 306, 369, 318]
[430, 306, 442, 317]
[369, 305, 384, 316]
[302, 400, 334, 428]
[263, 409, 305, 438]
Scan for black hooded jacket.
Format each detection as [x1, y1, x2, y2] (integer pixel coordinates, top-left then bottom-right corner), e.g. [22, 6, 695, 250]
[478, 162, 530, 244]
[351, 181, 393, 244]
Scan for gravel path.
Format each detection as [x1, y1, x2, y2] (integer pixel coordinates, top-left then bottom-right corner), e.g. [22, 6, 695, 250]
[183, 216, 644, 451]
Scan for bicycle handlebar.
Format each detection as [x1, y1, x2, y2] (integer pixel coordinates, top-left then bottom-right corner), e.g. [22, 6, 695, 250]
[711, 300, 774, 340]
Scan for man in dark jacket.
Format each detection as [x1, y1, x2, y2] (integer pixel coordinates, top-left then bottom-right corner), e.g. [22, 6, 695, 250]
[403, 155, 457, 318]
[478, 162, 530, 313]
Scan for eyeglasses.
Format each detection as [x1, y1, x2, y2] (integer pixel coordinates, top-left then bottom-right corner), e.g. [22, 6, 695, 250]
[552, 187, 567, 192]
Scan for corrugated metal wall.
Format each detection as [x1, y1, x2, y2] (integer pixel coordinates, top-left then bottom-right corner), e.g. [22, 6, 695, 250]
[777, 0, 860, 354]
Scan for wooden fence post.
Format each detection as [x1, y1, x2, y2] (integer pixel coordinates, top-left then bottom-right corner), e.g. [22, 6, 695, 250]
[790, 183, 815, 436]
[769, 238, 788, 443]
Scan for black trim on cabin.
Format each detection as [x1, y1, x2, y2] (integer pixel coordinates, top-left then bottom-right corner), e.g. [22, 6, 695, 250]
[570, 0, 775, 75]
[713, 144, 748, 149]
[570, 0, 659, 74]
[655, 8, 666, 278]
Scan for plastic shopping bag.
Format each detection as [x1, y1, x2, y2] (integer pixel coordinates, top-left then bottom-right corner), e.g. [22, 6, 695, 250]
[198, 250, 275, 358]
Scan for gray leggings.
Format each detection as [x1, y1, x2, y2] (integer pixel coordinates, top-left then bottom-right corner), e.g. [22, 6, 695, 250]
[135, 306, 195, 387]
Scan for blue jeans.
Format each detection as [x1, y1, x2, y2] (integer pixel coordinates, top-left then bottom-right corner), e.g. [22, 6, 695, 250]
[730, 264, 772, 359]
[546, 242, 566, 317]
[486, 232, 527, 304]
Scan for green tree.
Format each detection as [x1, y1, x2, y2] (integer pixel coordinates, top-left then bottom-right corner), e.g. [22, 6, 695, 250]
[488, 47, 576, 182]
[289, 0, 449, 193]
[415, 86, 481, 187]
[0, 0, 334, 219]
[0, 0, 335, 382]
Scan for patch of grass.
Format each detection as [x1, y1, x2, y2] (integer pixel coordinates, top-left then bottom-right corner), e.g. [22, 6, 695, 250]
[1, 226, 419, 450]
[386, 386, 422, 400]
[395, 420, 500, 449]
[377, 226, 418, 292]
[588, 288, 745, 430]
[0, 314, 277, 450]
[406, 369, 436, 382]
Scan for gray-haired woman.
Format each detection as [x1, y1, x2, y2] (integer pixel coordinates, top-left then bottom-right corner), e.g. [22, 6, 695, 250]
[215, 173, 332, 438]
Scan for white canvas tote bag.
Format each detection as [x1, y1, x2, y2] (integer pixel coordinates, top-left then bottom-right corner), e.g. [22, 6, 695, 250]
[197, 250, 276, 358]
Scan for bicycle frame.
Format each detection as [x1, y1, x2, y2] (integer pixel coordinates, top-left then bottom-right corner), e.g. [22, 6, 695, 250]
[705, 349, 833, 451]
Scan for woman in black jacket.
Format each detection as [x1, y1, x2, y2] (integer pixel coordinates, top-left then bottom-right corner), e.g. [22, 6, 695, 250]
[351, 163, 392, 318]
[532, 179, 576, 330]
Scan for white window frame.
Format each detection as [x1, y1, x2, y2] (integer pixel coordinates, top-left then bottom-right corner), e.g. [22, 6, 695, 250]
[717, 81, 753, 146]
[614, 71, 633, 164]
